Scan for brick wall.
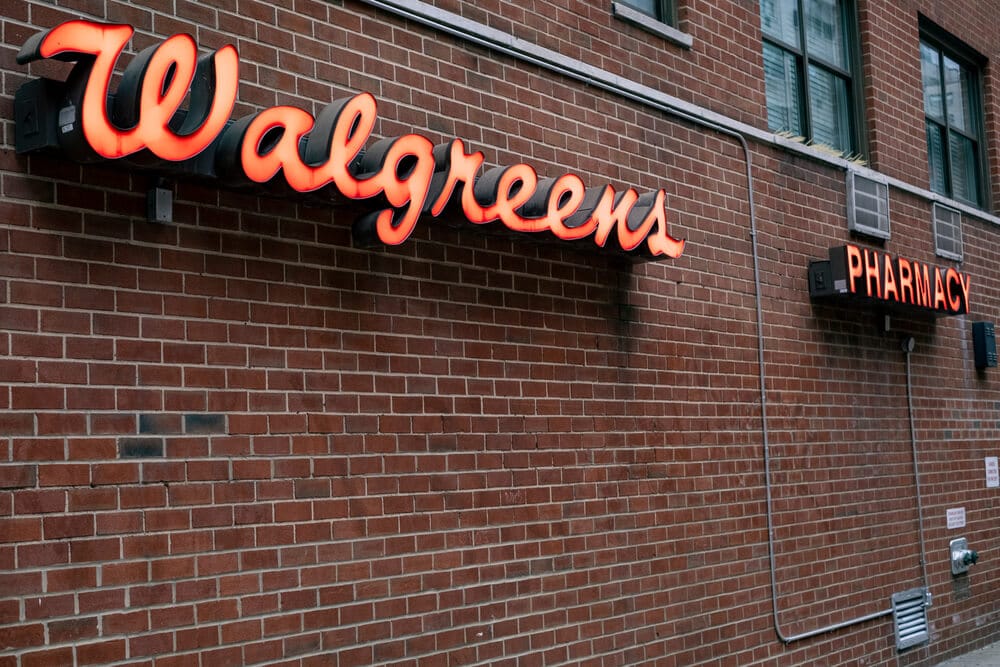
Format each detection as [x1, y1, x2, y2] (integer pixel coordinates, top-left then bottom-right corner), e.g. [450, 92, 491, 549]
[2, 0, 1000, 665]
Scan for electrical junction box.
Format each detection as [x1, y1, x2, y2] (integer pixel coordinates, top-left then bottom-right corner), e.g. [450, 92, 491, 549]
[973, 322, 997, 369]
[950, 537, 979, 575]
[808, 260, 836, 298]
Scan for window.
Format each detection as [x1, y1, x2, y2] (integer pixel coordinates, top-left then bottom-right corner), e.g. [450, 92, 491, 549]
[620, 0, 676, 24]
[760, 0, 861, 155]
[611, 1, 691, 48]
[920, 24, 986, 207]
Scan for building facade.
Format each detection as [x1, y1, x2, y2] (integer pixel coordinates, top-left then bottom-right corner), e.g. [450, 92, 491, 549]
[2, 0, 1000, 665]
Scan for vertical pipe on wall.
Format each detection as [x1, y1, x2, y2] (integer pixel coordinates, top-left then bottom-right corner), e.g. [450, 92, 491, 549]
[904, 339, 932, 604]
[356, 0, 898, 645]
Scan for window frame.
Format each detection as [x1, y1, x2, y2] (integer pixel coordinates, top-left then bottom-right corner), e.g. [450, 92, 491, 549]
[919, 19, 989, 209]
[619, 0, 677, 26]
[611, 1, 692, 49]
[760, 0, 866, 156]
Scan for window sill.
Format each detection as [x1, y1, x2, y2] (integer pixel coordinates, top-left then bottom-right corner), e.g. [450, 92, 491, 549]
[611, 2, 693, 49]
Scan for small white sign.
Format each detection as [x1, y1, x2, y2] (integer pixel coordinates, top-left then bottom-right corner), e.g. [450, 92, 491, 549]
[987, 457, 999, 488]
[947, 507, 966, 529]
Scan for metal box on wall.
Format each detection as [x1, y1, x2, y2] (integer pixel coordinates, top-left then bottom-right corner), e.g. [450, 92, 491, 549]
[973, 322, 997, 369]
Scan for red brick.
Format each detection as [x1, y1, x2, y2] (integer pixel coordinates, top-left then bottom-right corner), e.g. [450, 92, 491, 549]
[0, 624, 44, 649]
[49, 616, 99, 643]
[36, 463, 89, 486]
[12, 388, 65, 414]
[101, 561, 149, 586]
[103, 609, 150, 635]
[13, 439, 66, 462]
[76, 640, 127, 665]
[67, 487, 117, 511]
[0, 361, 36, 385]
[35, 412, 87, 434]
[91, 463, 138, 486]
[21, 647, 74, 667]
[78, 588, 126, 614]
[129, 631, 173, 658]
[13, 489, 65, 514]
[0, 464, 37, 489]
[47, 566, 97, 592]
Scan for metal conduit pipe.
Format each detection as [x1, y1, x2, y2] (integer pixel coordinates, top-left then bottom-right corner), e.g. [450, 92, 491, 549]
[905, 339, 933, 601]
[357, 0, 903, 643]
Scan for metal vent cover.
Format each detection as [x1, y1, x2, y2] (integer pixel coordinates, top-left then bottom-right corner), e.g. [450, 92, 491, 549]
[892, 588, 929, 650]
[847, 170, 890, 240]
[933, 202, 963, 261]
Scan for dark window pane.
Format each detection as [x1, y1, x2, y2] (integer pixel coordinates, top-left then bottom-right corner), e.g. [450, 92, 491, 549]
[805, 0, 846, 68]
[943, 55, 973, 132]
[764, 43, 803, 135]
[761, 0, 801, 47]
[949, 131, 978, 203]
[623, 0, 659, 18]
[808, 65, 851, 151]
[920, 43, 943, 120]
[926, 122, 947, 195]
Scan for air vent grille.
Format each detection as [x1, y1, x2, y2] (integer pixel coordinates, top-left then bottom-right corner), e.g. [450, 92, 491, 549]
[934, 203, 963, 261]
[892, 588, 929, 651]
[847, 171, 890, 239]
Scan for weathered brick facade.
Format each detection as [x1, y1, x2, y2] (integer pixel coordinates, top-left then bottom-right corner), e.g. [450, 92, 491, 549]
[2, 0, 1000, 665]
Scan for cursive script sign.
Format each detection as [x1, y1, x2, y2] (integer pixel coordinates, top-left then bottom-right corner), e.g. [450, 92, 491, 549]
[16, 20, 686, 259]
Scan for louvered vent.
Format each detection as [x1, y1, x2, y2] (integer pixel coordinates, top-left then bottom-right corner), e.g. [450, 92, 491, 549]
[933, 203, 963, 261]
[847, 171, 890, 239]
[892, 588, 929, 650]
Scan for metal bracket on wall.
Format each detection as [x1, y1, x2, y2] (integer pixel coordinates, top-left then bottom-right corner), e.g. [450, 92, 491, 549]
[950, 537, 979, 575]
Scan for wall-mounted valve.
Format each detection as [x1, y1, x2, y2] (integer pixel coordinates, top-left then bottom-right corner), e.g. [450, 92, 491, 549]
[950, 537, 979, 576]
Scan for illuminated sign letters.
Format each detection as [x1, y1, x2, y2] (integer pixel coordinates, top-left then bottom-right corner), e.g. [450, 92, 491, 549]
[810, 244, 970, 316]
[16, 20, 685, 259]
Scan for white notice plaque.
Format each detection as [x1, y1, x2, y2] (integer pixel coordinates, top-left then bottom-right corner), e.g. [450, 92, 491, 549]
[947, 507, 966, 529]
[986, 457, 999, 488]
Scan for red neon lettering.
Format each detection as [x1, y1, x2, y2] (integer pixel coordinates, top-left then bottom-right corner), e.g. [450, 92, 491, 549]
[25, 20, 237, 161]
[845, 245, 864, 294]
[591, 187, 637, 249]
[482, 165, 543, 232]
[620, 191, 662, 252]
[543, 175, 589, 240]
[913, 262, 931, 308]
[369, 134, 437, 245]
[863, 248, 881, 298]
[18, 21, 685, 259]
[640, 192, 685, 259]
[241, 106, 323, 189]
[959, 273, 972, 313]
[897, 258, 913, 305]
[322, 94, 379, 199]
[933, 268, 948, 311]
[824, 246, 972, 316]
[882, 256, 898, 302]
[428, 140, 488, 222]
[945, 268, 963, 313]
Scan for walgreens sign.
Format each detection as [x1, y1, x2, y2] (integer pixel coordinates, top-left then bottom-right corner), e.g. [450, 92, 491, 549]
[16, 20, 685, 259]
